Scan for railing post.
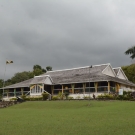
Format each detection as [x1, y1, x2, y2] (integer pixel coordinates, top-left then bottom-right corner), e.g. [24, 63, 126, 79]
[94, 82, 98, 93]
[51, 85, 54, 95]
[21, 88, 24, 96]
[14, 89, 16, 97]
[71, 84, 74, 94]
[83, 83, 86, 94]
[62, 85, 64, 94]
[7, 89, 9, 98]
[108, 81, 110, 93]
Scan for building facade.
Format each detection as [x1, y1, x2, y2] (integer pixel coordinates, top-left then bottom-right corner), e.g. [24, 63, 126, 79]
[2, 63, 135, 100]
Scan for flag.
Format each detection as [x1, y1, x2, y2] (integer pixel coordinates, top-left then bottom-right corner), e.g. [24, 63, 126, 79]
[6, 60, 13, 64]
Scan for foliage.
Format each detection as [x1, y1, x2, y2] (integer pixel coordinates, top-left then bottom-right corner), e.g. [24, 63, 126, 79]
[76, 95, 81, 99]
[97, 94, 115, 100]
[52, 96, 59, 100]
[0, 64, 53, 88]
[122, 64, 135, 83]
[97, 91, 134, 100]
[64, 92, 69, 99]
[42, 93, 49, 100]
[21, 95, 26, 100]
[125, 46, 135, 59]
[10, 97, 17, 101]
[57, 92, 65, 100]
[33, 65, 52, 76]
[10, 71, 34, 84]
[68, 96, 74, 100]
[0, 79, 3, 88]
[46, 66, 52, 71]
[23, 97, 43, 101]
[83, 96, 90, 99]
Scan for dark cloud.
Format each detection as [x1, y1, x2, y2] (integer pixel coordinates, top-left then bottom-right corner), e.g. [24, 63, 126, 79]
[0, 0, 135, 80]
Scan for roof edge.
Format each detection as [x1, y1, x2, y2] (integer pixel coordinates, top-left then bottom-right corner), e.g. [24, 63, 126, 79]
[46, 63, 110, 73]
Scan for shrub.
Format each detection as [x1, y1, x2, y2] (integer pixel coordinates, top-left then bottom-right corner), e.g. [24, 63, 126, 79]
[83, 96, 90, 100]
[42, 93, 49, 100]
[76, 96, 81, 99]
[68, 96, 73, 100]
[52, 96, 59, 100]
[10, 97, 17, 101]
[57, 92, 65, 100]
[21, 95, 26, 100]
[64, 92, 69, 99]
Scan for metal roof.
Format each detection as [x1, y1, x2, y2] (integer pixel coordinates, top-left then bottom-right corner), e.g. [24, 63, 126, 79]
[1, 63, 135, 89]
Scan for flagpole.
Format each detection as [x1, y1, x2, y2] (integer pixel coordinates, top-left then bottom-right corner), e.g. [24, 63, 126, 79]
[2, 61, 7, 100]
[2, 60, 13, 100]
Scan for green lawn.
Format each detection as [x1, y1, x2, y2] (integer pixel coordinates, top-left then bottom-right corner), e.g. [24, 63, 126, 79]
[0, 100, 135, 135]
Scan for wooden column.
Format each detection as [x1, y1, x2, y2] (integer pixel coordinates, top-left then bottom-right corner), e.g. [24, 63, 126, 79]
[94, 82, 98, 93]
[117, 84, 120, 92]
[62, 85, 64, 94]
[51, 85, 54, 95]
[83, 83, 86, 94]
[14, 89, 16, 97]
[7, 89, 9, 98]
[21, 88, 24, 96]
[71, 84, 74, 94]
[108, 81, 110, 93]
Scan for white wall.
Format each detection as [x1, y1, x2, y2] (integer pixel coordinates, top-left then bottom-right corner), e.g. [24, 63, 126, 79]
[102, 65, 115, 77]
[117, 70, 127, 80]
[69, 93, 105, 99]
[120, 85, 135, 91]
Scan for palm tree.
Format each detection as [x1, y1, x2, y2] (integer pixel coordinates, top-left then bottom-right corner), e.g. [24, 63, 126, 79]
[125, 46, 135, 59]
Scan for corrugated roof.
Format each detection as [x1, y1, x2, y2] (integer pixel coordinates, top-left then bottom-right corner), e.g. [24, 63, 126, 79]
[30, 76, 47, 84]
[2, 78, 33, 89]
[1, 63, 135, 89]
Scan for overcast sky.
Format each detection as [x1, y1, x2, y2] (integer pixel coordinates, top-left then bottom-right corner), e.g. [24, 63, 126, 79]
[0, 0, 135, 80]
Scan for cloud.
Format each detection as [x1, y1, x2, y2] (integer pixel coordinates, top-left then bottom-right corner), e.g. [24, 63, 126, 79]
[0, 0, 135, 79]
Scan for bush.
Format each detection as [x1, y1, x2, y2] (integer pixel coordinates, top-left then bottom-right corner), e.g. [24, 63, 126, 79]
[76, 96, 81, 99]
[10, 97, 17, 101]
[97, 94, 115, 100]
[23, 96, 43, 101]
[21, 95, 26, 100]
[57, 92, 65, 100]
[68, 96, 74, 100]
[64, 92, 69, 99]
[52, 96, 59, 100]
[42, 93, 49, 100]
[83, 96, 90, 100]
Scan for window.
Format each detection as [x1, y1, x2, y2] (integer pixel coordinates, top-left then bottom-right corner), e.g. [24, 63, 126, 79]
[31, 85, 42, 93]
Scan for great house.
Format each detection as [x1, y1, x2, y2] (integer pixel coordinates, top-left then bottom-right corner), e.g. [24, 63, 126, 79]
[2, 63, 135, 100]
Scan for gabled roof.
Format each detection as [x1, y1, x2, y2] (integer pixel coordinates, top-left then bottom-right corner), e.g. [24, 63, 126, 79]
[113, 67, 128, 80]
[40, 63, 109, 84]
[1, 63, 135, 89]
[2, 78, 33, 89]
[102, 64, 116, 77]
[113, 68, 119, 75]
[30, 76, 48, 84]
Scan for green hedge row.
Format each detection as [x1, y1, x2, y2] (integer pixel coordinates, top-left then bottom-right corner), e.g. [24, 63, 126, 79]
[97, 91, 135, 100]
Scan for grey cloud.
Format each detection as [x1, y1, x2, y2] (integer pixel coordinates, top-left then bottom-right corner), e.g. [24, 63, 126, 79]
[0, 0, 135, 79]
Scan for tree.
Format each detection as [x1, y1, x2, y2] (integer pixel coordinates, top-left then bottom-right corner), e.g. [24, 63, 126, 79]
[46, 66, 52, 71]
[0, 65, 53, 86]
[33, 64, 46, 76]
[0, 79, 3, 88]
[33, 65, 42, 70]
[11, 71, 34, 84]
[125, 46, 135, 59]
[33, 68, 43, 76]
[122, 64, 135, 83]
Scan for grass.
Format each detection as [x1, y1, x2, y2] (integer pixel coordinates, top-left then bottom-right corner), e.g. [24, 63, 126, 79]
[0, 100, 135, 135]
